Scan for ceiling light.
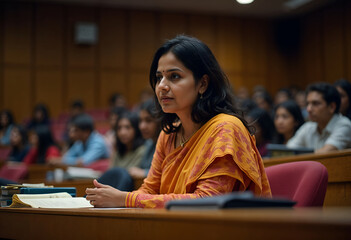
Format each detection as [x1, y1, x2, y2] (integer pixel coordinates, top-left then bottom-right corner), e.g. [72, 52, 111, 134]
[236, 0, 254, 4]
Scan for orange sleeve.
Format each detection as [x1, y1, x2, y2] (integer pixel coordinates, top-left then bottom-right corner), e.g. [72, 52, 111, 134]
[125, 155, 245, 208]
[125, 175, 236, 208]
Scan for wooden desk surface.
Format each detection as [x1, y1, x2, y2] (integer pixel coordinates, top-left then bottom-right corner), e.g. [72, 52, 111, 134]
[0, 207, 350, 240]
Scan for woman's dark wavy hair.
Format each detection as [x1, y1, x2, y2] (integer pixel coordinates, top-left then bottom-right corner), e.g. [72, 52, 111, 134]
[31, 126, 57, 164]
[0, 110, 14, 130]
[149, 35, 252, 134]
[11, 124, 28, 148]
[115, 111, 145, 157]
[334, 78, 351, 119]
[273, 100, 305, 144]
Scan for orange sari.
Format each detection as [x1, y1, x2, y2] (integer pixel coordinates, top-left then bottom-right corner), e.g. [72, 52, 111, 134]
[125, 113, 271, 208]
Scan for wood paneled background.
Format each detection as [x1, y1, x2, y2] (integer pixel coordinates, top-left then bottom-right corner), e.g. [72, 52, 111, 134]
[0, 0, 350, 122]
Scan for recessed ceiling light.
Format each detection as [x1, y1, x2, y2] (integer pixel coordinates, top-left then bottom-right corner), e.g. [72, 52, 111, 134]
[236, 0, 254, 4]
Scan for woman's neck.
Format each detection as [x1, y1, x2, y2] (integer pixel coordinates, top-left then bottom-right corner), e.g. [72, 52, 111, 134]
[178, 114, 201, 140]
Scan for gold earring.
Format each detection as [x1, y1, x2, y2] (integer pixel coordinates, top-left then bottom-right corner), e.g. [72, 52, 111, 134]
[200, 93, 203, 99]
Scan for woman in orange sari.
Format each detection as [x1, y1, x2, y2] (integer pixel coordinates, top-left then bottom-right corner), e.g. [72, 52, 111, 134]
[86, 35, 271, 208]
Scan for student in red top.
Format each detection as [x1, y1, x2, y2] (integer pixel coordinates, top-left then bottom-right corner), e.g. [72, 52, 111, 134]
[23, 126, 60, 164]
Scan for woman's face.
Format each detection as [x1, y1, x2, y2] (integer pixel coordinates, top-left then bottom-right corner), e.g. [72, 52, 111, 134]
[0, 113, 9, 127]
[139, 110, 157, 140]
[117, 118, 135, 145]
[29, 132, 39, 147]
[336, 86, 349, 115]
[155, 52, 203, 118]
[274, 107, 295, 136]
[10, 128, 22, 146]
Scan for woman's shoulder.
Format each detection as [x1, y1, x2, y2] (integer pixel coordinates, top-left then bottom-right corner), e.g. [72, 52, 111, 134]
[208, 113, 246, 130]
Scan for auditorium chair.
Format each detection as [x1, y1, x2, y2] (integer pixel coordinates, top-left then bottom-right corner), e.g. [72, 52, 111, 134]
[265, 161, 328, 207]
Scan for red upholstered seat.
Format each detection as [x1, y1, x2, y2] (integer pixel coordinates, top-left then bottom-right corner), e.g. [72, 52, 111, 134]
[0, 163, 28, 182]
[265, 161, 328, 207]
[86, 159, 110, 172]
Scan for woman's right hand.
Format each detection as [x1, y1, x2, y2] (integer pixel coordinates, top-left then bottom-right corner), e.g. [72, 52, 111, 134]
[85, 179, 128, 208]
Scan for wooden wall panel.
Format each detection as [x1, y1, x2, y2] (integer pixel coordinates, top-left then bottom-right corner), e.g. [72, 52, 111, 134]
[66, 70, 96, 109]
[188, 15, 217, 54]
[3, 2, 32, 65]
[66, 6, 97, 68]
[128, 72, 153, 105]
[0, 3, 4, 108]
[241, 19, 268, 92]
[158, 13, 187, 45]
[216, 16, 243, 88]
[128, 11, 157, 71]
[35, 69, 63, 117]
[35, 4, 64, 67]
[99, 71, 128, 107]
[322, 3, 345, 83]
[3, 68, 32, 121]
[345, 1, 351, 80]
[99, 8, 127, 69]
[300, 12, 324, 85]
[1, 0, 350, 122]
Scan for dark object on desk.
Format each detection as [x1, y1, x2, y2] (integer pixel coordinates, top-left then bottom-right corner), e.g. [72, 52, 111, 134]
[266, 144, 314, 158]
[166, 192, 295, 210]
[20, 187, 76, 197]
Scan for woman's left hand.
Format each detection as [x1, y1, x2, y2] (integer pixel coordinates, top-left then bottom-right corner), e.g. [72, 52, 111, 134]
[85, 179, 128, 208]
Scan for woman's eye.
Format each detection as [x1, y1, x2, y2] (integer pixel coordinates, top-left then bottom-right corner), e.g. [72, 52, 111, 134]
[156, 75, 162, 82]
[171, 73, 180, 80]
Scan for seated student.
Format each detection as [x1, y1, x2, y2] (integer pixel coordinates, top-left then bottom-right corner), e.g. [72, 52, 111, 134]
[98, 99, 161, 191]
[0, 110, 15, 146]
[23, 126, 60, 165]
[103, 106, 127, 154]
[128, 99, 161, 179]
[7, 125, 31, 162]
[86, 35, 271, 208]
[273, 100, 305, 144]
[287, 82, 351, 153]
[334, 79, 351, 120]
[245, 108, 276, 157]
[111, 111, 145, 169]
[61, 114, 109, 166]
[26, 103, 50, 130]
[62, 100, 85, 148]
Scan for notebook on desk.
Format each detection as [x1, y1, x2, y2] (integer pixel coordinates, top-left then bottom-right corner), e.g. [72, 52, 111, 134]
[266, 144, 314, 158]
[166, 192, 296, 210]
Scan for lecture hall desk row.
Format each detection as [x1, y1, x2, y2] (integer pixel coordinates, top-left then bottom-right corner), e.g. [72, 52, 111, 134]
[264, 149, 351, 207]
[0, 207, 350, 240]
[25, 149, 351, 205]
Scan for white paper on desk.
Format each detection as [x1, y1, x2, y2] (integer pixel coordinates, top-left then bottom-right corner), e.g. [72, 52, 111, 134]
[15, 192, 93, 208]
[20, 197, 92, 208]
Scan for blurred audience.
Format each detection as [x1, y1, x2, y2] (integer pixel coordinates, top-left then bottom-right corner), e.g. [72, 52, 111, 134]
[99, 99, 160, 191]
[0, 110, 15, 146]
[246, 108, 276, 157]
[274, 88, 292, 106]
[7, 125, 30, 162]
[26, 103, 50, 130]
[334, 79, 351, 120]
[23, 126, 60, 165]
[62, 114, 109, 166]
[104, 106, 127, 154]
[111, 111, 145, 168]
[109, 93, 128, 110]
[273, 100, 305, 144]
[287, 82, 351, 153]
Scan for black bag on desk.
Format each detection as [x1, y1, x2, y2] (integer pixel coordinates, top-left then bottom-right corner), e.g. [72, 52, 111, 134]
[166, 192, 296, 210]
